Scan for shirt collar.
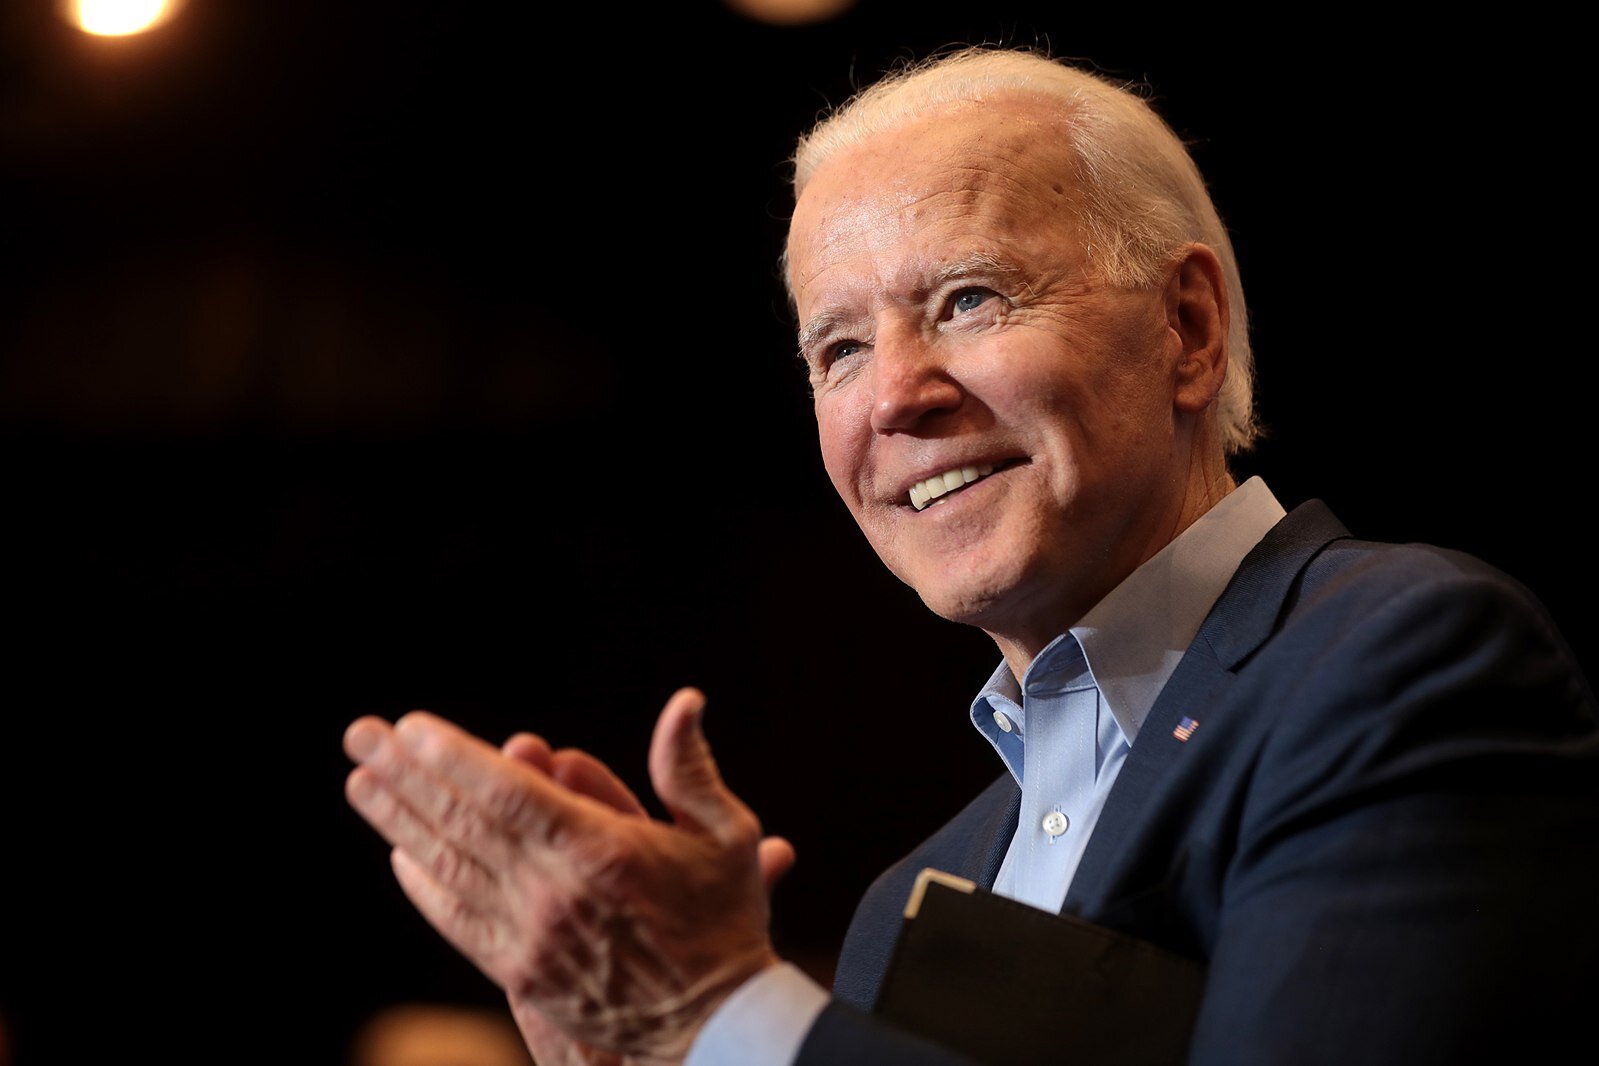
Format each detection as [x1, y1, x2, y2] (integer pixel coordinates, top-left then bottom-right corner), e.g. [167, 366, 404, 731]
[970, 477, 1286, 749]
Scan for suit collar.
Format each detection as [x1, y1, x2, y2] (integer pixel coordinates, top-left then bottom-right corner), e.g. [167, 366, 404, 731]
[937, 502, 1352, 900]
[1199, 500, 1350, 669]
[1063, 500, 1350, 909]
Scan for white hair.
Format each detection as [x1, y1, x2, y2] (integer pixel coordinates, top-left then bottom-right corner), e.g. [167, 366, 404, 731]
[790, 47, 1260, 455]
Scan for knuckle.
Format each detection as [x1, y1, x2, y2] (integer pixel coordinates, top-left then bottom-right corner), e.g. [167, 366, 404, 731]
[428, 842, 467, 889]
[434, 789, 481, 843]
[480, 777, 532, 827]
[439, 883, 474, 927]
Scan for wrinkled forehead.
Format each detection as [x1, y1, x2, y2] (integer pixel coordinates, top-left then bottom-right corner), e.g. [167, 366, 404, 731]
[785, 97, 1080, 298]
[783, 98, 1080, 302]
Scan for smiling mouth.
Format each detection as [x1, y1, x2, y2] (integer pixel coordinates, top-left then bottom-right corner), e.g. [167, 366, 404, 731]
[908, 463, 1002, 511]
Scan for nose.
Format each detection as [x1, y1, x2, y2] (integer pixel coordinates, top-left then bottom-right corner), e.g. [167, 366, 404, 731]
[868, 328, 963, 434]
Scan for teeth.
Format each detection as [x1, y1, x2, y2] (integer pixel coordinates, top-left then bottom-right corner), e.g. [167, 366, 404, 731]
[909, 463, 996, 511]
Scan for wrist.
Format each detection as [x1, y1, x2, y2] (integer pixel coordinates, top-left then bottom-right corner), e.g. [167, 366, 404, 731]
[638, 951, 784, 1065]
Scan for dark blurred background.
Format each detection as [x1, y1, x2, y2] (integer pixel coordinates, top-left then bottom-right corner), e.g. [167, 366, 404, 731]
[4, 2, 1590, 1061]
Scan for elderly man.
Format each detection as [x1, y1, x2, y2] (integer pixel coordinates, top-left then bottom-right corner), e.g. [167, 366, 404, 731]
[344, 49, 1597, 1065]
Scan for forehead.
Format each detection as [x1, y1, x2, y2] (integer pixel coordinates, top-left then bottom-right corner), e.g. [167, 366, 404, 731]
[786, 96, 1083, 304]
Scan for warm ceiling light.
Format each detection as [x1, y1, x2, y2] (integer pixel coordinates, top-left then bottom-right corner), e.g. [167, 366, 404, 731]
[724, 0, 856, 26]
[72, 0, 180, 37]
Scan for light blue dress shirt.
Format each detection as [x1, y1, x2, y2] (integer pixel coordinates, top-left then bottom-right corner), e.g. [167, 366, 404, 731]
[685, 478, 1287, 1066]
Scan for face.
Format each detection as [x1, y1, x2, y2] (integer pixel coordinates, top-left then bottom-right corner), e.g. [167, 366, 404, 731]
[787, 96, 1220, 658]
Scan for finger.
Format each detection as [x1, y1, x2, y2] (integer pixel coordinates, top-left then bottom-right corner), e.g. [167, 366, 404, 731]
[756, 836, 796, 895]
[551, 748, 647, 816]
[503, 732, 554, 775]
[507, 732, 647, 816]
[391, 711, 584, 843]
[349, 717, 528, 870]
[389, 846, 507, 987]
[647, 688, 758, 846]
[346, 766, 501, 906]
[344, 715, 393, 763]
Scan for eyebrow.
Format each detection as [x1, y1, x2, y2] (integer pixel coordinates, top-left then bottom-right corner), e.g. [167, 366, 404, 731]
[796, 310, 850, 360]
[927, 250, 1020, 289]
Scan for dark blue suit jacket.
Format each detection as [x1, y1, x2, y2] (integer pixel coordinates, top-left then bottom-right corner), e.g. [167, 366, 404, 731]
[795, 501, 1599, 1065]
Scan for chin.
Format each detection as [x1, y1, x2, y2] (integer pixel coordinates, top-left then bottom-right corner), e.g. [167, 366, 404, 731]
[907, 567, 1027, 630]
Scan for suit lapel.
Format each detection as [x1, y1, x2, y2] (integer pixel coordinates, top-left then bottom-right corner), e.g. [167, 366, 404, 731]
[1065, 501, 1351, 909]
[896, 773, 1021, 887]
[964, 780, 1021, 887]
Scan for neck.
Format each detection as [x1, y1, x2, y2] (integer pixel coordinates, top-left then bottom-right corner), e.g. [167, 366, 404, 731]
[988, 454, 1236, 680]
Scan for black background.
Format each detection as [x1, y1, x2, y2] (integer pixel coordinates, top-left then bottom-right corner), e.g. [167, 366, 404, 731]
[3, 2, 1591, 1060]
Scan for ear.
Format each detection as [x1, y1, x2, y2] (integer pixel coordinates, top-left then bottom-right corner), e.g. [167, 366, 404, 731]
[1164, 243, 1229, 415]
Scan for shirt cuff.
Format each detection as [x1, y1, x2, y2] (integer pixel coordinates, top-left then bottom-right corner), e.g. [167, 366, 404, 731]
[683, 962, 831, 1066]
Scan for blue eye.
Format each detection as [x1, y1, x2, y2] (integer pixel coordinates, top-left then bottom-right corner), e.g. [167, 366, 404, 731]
[952, 289, 992, 314]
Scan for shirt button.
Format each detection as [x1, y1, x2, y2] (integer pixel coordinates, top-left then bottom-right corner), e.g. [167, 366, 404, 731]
[993, 710, 1016, 734]
[1042, 811, 1069, 837]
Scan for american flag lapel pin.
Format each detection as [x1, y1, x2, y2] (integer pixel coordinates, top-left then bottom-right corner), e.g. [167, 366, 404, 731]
[1173, 716, 1199, 742]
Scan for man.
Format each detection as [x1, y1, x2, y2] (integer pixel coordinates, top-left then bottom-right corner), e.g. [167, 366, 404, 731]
[343, 48, 1598, 1064]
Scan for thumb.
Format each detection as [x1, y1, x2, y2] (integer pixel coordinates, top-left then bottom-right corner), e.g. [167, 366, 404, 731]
[648, 687, 754, 843]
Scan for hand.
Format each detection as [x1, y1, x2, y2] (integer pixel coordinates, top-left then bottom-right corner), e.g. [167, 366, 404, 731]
[343, 688, 795, 1065]
[496, 727, 796, 1066]
[494, 736, 648, 1066]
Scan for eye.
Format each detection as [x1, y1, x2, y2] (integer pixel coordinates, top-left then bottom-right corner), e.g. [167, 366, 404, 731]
[951, 288, 994, 314]
[828, 340, 866, 366]
[804, 335, 871, 385]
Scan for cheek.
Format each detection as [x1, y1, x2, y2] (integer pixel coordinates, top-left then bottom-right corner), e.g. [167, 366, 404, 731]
[815, 400, 869, 502]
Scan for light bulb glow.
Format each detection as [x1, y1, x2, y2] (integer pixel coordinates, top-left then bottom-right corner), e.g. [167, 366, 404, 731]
[74, 0, 173, 36]
[724, 0, 855, 25]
